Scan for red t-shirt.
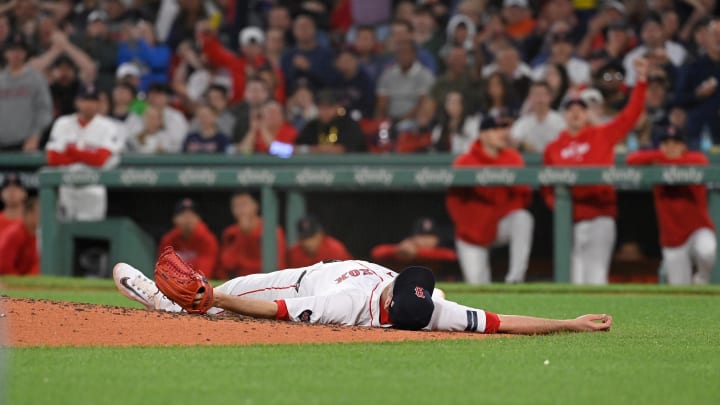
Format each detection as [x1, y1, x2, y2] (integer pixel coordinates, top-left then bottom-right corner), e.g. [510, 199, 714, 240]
[158, 220, 219, 279]
[287, 235, 352, 268]
[218, 219, 286, 278]
[543, 81, 647, 222]
[0, 221, 39, 276]
[626, 150, 714, 247]
[446, 142, 532, 246]
[253, 123, 298, 153]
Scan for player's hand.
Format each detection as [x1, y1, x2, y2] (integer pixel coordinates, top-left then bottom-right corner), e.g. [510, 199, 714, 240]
[395, 240, 417, 260]
[571, 314, 612, 332]
[633, 57, 649, 83]
[22, 135, 39, 152]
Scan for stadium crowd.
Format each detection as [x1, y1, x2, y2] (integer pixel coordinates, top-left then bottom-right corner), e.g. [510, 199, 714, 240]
[1, 0, 719, 285]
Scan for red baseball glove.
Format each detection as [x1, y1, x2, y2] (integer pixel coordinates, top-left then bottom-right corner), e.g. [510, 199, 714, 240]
[154, 246, 214, 314]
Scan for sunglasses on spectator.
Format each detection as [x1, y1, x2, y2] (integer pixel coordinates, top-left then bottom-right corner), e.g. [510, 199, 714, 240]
[602, 72, 624, 81]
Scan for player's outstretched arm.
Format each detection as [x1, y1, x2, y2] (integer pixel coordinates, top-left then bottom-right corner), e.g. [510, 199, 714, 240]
[212, 292, 279, 319]
[497, 313, 612, 334]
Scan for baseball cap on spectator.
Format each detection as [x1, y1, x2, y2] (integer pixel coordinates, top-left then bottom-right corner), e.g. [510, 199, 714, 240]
[603, 0, 626, 15]
[174, 198, 197, 215]
[4, 33, 29, 52]
[562, 97, 588, 109]
[87, 10, 107, 23]
[503, 0, 529, 8]
[657, 125, 686, 143]
[76, 84, 100, 100]
[412, 217, 438, 237]
[1, 172, 25, 189]
[240, 27, 265, 46]
[580, 88, 604, 106]
[480, 113, 514, 131]
[389, 266, 436, 330]
[116, 62, 141, 79]
[297, 216, 322, 239]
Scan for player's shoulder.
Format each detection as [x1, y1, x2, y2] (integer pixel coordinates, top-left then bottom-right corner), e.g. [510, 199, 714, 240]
[683, 151, 709, 164]
[500, 147, 524, 163]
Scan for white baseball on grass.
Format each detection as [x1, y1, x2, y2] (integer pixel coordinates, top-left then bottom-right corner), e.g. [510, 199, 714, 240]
[543, 359, 550, 366]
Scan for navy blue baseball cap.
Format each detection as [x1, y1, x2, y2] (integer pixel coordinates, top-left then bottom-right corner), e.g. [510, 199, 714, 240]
[658, 125, 686, 143]
[480, 113, 514, 131]
[389, 266, 436, 330]
[297, 215, 322, 238]
[174, 198, 197, 215]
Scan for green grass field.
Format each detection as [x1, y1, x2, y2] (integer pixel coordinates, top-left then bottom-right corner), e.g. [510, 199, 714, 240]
[2, 277, 720, 404]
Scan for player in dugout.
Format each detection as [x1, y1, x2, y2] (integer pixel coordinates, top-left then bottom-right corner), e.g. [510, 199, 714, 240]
[286, 215, 352, 268]
[113, 247, 612, 335]
[626, 126, 716, 285]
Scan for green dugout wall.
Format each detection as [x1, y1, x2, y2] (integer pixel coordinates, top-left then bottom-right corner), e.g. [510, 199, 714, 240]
[32, 162, 720, 283]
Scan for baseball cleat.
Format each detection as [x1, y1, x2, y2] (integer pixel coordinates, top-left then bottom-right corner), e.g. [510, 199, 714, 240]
[113, 263, 182, 312]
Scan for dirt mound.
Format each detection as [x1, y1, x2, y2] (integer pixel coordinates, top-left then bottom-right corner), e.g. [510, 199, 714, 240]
[0, 297, 493, 347]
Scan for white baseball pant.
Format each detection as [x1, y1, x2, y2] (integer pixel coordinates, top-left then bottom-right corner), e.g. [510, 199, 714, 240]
[662, 228, 716, 285]
[571, 216, 616, 285]
[456, 209, 534, 284]
[58, 185, 107, 221]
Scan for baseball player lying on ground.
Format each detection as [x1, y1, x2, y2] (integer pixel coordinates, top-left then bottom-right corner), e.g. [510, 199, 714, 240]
[114, 247, 612, 334]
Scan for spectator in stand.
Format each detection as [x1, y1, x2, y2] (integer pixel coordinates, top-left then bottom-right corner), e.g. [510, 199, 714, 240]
[267, 5, 294, 46]
[237, 100, 297, 154]
[430, 91, 480, 153]
[0, 195, 39, 276]
[623, 13, 687, 87]
[502, 0, 536, 42]
[685, 16, 711, 61]
[542, 58, 648, 285]
[479, 71, 519, 119]
[0, 173, 27, 234]
[182, 104, 230, 154]
[628, 72, 672, 151]
[593, 62, 629, 116]
[199, 22, 285, 104]
[130, 83, 188, 153]
[110, 82, 141, 137]
[115, 62, 142, 92]
[375, 40, 435, 125]
[45, 56, 83, 119]
[296, 90, 367, 154]
[385, 19, 437, 74]
[127, 105, 166, 154]
[543, 63, 571, 110]
[287, 216, 352, 269]
[286, 83, 318, 132]
[330, 48, 375, 119]
[162, 0, 209, 51]
[352, 25, 386, 87]
[229, 77, 270, 149]
[627, 127, 716, 285]
[533, 32, 591, 86]
[0, 34, 52, 152]
[412, 5, 444, 64]
[447, 114, 534, 284]
[199, 84, 234, 137]
[280, 14, 334, 92]
[117, 19, 171, 92]
[46, 85, 124, 221]
[674, 19, 720, 150]
[158, 198, 219, 279]
[218, 192, 286, 278]
[440, 14, 476, 58]
[72, 10, 118, 94]
[371, 217, 457, 265]
[482, 44, 533, 101]
[430, 46, 472, 113]
[265, 28, 286, 69]
[577, 1, 630, 60]
[30, 29, 96, 91]
[510, 81, 565, 153]
[587, 20, 635, 75]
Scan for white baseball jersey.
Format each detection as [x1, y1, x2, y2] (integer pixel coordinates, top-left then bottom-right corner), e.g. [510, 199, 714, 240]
[46, 113, 124, 221]
[214, 260, 499, 333]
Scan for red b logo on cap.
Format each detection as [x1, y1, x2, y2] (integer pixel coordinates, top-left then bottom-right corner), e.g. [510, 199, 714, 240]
[415, 286, 425, 299]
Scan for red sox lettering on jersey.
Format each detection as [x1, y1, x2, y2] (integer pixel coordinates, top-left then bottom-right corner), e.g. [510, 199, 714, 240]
[559, 141, 591, 161]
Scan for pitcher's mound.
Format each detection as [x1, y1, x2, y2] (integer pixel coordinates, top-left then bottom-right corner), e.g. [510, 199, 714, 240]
[0, 297, 495, 347]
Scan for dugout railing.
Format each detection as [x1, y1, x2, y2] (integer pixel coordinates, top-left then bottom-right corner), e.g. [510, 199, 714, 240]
[20, 158, 720, 284]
